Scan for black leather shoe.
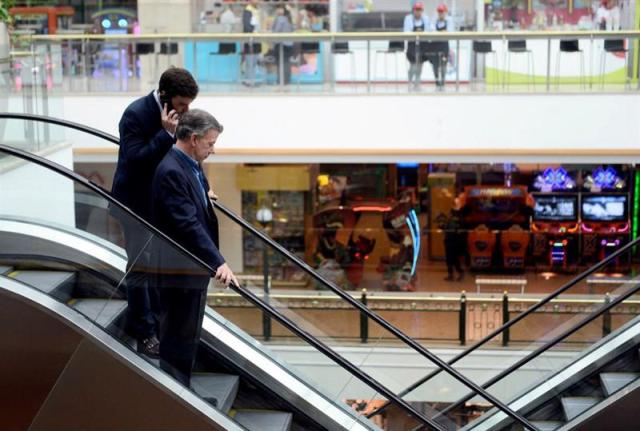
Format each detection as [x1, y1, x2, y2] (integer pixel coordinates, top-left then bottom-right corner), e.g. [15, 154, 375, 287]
[137, 336, 160, 359]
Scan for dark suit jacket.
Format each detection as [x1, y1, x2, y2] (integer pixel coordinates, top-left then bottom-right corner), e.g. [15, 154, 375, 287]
[151, 149, 226, 291]
[112, 91, 175, 222]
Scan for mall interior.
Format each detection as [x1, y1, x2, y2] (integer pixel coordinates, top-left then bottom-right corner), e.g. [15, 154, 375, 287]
[2, 0, 640, 430]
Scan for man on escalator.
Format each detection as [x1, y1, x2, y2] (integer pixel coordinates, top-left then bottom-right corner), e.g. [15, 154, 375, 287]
[151, 109, 238, 387]
[111, 67, 199, 358]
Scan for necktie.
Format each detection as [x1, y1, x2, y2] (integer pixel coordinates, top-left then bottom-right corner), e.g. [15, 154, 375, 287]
[195, 168, 209, 206]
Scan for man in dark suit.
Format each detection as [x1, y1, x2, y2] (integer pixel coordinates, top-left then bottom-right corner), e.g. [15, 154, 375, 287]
[111, 68, 198, 357]
[151, 109, 238, 387]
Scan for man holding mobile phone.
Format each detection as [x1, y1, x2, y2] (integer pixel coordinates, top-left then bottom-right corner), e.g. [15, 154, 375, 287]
[112, 67, 198, 358]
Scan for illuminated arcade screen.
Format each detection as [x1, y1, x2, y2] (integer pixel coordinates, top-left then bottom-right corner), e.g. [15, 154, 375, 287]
[533, 195, 578, 221]
[581, 195, 628, 222]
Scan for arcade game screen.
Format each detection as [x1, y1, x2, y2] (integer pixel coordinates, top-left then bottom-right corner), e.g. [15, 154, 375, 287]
[533, 195, 578, 221]
[581, 195, 628, 222]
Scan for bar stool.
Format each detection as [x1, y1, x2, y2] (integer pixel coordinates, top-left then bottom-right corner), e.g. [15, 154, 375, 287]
[504, 40, 535, 90]
[470, 40, 498, 90]
[555, 40, 585, 90]
[331, 42, 357, 90]
[599, 39, 629, 89]
[373, 41, 404, 89]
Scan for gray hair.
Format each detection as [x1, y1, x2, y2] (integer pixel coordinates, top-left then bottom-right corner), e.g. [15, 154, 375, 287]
[175, 109, 224, 141]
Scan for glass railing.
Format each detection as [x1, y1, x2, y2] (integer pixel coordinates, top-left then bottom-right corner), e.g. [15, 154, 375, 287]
[8, 30, 640, 96]
[0, 143, 442, 429]
[367, 230, 640, 429]
[0, 115, 543, 429]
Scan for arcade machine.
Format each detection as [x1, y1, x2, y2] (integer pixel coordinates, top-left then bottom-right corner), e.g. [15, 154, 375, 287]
[581, 166, 631, 272]
[530, 167, 580, 272]
[90, 9, 137, 80]
[461, 186, 533, 271]
[531, 193, 580, 271]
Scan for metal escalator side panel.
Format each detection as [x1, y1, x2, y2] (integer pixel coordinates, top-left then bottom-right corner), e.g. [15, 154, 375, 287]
[0, 275, 246, 431]
[0, 218, 127, 273]
[464, 314, 640, 431]
[556, 377, 640, 430]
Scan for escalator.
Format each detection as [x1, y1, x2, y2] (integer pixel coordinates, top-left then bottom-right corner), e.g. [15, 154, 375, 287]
[363, 220, 640, 429]
[0, 115, 538, 430]
[11, 112, 640, 430]
[0, 145, 395, 430]
[0, 216, 314, 430]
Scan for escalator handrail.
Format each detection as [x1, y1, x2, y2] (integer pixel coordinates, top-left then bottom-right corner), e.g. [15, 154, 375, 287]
[0, 112, 120, 145]
[0, 112, 538, 431]
[434, 278, 640, 427]
[369, 232, 640, 421]
[0, 143, 439, 431]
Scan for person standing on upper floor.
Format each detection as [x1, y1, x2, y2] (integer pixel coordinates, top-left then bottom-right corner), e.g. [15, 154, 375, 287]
[111, 67, 198, 359]
[272, 4, 294, 85]
[243, 0, 262, 87]
[403, 2, 430, 91]
[606, 0, 621, 30]
[151, 109, 238, 387]
[595, 0, 610, 30]
[429, 3, 452, 90]
[220, 6, 237, 33]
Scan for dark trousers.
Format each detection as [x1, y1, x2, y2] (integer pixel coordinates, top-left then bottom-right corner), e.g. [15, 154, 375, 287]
[445, 239, 464, 276]
[158, 287, 207, 387]
[122, 220, 159, 340]
[428, 53, 447, 87]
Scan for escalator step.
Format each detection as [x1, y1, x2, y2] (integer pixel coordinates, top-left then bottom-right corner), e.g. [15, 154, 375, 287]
[0, 266, 13, 275]
[561, 396, 600, 421]
[234, 410, 293, 431]
[9, 270, 75, 302]
[191, 373, 240, 414]
[600, 372, 640, 397]
[69, 298, 127, 329]
[530, 421, 564, 431]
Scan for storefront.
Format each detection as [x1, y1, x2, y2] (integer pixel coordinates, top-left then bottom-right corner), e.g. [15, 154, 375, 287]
[73, 161, 640, 295]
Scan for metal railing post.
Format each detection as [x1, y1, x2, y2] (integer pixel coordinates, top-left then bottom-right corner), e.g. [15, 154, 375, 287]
[360, 288, 369, 343]
[502, 291, 510, 346]
[459, 291, 466, 345]
[546, 37, 551, 92]
[366, 39, 371, 93]
[262, 242, 271, 341]
[603, 293, 611, 337]
[455, 39, 460, 91]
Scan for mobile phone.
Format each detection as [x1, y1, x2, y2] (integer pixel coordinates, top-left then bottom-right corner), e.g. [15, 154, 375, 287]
[159, 92, 173, 112]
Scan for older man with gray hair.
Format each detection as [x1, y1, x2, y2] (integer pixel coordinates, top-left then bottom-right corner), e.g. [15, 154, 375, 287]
[151, 108, 238, 387]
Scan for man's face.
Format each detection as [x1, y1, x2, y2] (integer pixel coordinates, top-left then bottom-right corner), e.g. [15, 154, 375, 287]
[413, 8, 423, 19]
[192, 129, 220, 163]
[171, 95, 194, 114]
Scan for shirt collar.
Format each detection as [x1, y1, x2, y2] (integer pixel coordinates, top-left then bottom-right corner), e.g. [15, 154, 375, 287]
[153, 89, 163, 112]
[173, 146, 199, 170]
